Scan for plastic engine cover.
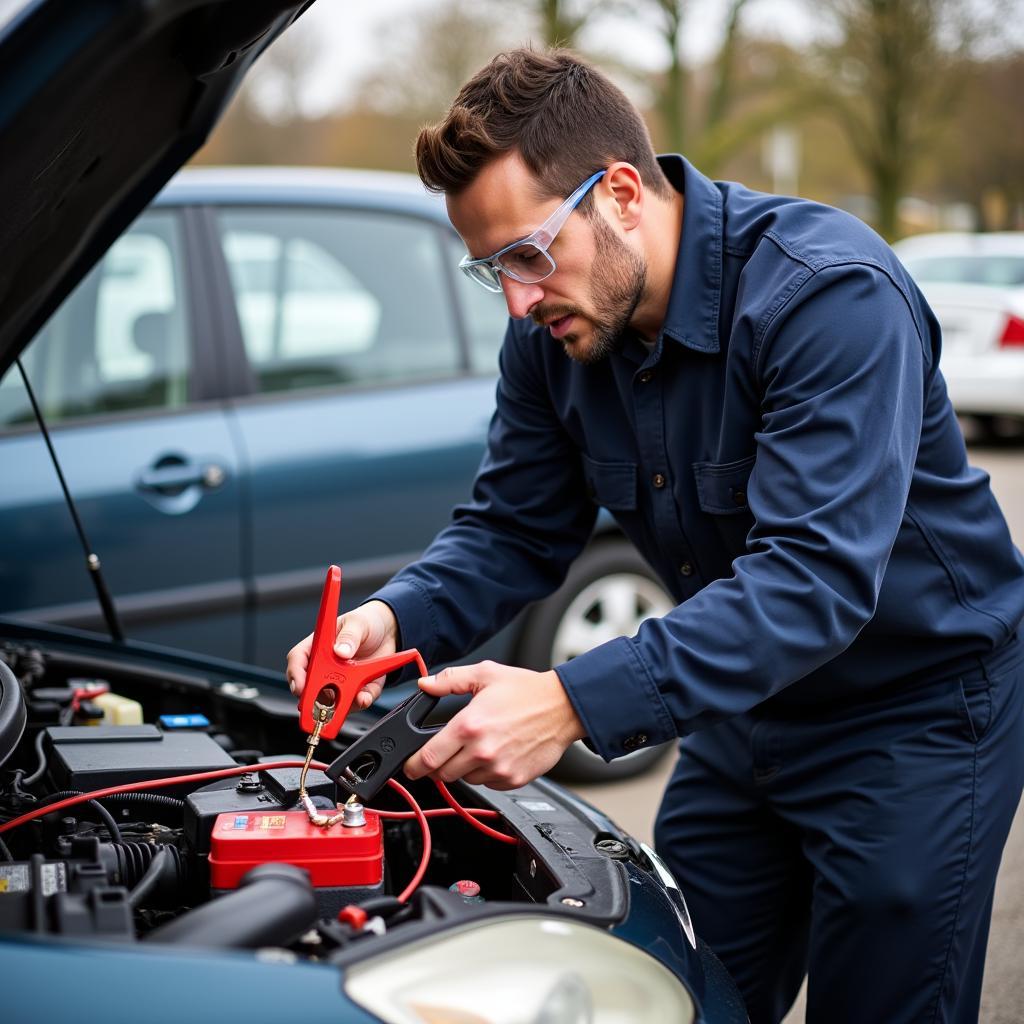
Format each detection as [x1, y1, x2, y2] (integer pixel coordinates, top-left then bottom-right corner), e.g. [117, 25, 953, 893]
[208, 810, 383, 890]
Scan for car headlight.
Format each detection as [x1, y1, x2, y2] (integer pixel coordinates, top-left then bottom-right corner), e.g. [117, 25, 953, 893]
[343, 915, 696, 1024]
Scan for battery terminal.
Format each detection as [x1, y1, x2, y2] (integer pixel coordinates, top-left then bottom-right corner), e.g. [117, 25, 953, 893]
[298, 695, 366, 828]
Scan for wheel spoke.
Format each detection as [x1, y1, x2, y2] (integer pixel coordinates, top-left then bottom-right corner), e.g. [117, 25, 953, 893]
[602, 579, 643, 632]
[555, 617, 608, 660]
[547, 567, 676, 665]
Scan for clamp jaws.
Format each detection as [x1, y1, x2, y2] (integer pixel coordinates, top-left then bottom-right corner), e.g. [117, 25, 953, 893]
[325, 689, 441, 802]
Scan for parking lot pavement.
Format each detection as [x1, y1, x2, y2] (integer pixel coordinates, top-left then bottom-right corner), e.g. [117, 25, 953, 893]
[571, 443, 1024, 1023]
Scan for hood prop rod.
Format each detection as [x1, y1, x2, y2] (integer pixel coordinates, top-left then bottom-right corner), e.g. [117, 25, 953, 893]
[16, 359, 124, 643]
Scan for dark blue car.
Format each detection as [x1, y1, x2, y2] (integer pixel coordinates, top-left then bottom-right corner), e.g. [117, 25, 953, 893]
[0, 2, 746, 1021]
[0, 166, 674, 782]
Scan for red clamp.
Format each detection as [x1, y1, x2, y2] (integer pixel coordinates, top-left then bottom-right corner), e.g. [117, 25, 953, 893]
[297, 565, 428, 741]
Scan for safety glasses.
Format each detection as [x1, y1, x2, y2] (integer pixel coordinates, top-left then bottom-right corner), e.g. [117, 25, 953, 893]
[458, 170, 606, 293]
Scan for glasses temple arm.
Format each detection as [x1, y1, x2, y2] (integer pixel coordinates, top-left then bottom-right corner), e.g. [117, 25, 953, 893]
[532, 170, 606, 248]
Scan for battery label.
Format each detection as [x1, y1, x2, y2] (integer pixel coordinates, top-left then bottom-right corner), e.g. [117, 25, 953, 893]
[0, 863, 67, 895]
[258, 815, 286, 830]
[232, 815, 249, 829]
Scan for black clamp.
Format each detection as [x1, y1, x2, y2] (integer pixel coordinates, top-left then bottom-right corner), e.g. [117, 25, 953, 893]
[325, 690, 441, 801]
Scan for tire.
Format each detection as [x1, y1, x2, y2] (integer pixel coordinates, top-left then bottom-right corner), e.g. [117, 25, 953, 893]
[516, 538, 676, 783]
[963, 414, 1024, 446]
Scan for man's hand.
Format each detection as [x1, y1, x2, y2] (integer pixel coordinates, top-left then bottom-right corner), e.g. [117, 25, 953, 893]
[403, 661, 586, 790]
[285, 600, 398, 708]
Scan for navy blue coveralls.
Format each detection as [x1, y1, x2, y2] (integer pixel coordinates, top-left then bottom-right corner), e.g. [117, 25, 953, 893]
[373, 155, 1024, 1023]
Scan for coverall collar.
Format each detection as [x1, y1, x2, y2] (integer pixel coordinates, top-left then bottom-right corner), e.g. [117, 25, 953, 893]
[657, 153, 724, 355]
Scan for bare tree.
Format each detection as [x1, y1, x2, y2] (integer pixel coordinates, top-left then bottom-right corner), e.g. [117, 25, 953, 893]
[806, 0, 987, 239]
[648, 0, 689, 153]
[244, 18, 323, 123]
[705, 0, 750, 134]
[535, 0, 593, 46]
[356, 1, 514, 119]
[933, 50, 1024, 229]
[642, 0, 787, 172]
[495, 0, 614, 47]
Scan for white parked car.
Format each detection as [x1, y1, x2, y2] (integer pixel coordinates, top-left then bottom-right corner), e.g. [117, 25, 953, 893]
[892, 232, 1024, 433]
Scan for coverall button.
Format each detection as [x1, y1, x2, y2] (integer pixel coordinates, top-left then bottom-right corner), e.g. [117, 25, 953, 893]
[638, 370, 653, 384]
[653, 473, 666, 489]
[732, 489, 747, 506]
[623, 734, 648, 751]
[679, 562, 693, 576]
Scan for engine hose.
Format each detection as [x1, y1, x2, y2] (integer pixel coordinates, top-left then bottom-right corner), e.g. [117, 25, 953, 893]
[21, 731, 47, 786]
[97, 792, 185, 811]
[99, 840, 186, 909]
[100, 839, 184, 886]
[128, 846, 170, 908]
[38, 790, 122, 843]
[146, 863, 317, 949]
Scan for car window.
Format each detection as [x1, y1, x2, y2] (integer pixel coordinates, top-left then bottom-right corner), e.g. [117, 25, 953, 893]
[901, 254, 1024, 287]
[216, 209, 461, 393]
[445, 235, 509, 374]
[0, 211, 190, 429]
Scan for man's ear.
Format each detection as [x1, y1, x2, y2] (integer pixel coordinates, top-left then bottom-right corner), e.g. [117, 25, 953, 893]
[601, 162, 643, 231]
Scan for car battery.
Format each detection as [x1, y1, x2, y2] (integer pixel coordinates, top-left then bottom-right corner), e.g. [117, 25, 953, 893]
[209, 809, 385, 914]
[185, 764, 337, 854]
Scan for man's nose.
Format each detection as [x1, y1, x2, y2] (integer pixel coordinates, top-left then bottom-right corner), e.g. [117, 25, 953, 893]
[500, 275, 544, 320]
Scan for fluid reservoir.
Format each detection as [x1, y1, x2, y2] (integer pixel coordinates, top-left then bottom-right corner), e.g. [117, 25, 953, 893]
[89, 692, 143, 726]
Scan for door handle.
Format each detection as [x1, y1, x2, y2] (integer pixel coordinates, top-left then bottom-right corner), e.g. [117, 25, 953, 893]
[137, 460, 226, 496]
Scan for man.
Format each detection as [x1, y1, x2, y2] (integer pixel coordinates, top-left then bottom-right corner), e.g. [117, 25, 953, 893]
[288, 49, 1024, 1023]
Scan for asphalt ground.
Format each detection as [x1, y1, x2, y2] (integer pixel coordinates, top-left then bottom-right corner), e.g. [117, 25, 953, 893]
[570, 442, 1024, 1023]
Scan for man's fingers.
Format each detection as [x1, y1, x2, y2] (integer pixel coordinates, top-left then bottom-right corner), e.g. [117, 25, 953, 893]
[334, 614, 371, 660]
[407, 663, 497, 779]
[287, 662, 305, 697]
[403, 721, 466, 781]
[354, 679, 384, 710]
[418, 662, 491, 697]
[286, 635, 313, 696]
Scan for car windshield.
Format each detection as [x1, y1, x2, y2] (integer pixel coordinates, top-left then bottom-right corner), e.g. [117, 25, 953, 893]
[901, 254, 1024, 288]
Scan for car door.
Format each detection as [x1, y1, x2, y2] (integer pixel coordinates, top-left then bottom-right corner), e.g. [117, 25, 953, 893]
[207, 201, 507, 669]
[0, 208, 247, 660]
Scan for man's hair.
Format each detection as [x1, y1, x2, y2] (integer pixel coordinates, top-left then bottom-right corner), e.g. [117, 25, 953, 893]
[415, 48, 671, 207]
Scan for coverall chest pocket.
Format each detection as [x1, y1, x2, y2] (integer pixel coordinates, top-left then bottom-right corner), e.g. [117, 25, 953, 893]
[580, 454, 638, 511]
[693, 454, 757, 557]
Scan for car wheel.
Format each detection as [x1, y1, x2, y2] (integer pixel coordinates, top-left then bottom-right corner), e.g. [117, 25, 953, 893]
[516, 539, 677, 783]
[963, 414, 1024, 445]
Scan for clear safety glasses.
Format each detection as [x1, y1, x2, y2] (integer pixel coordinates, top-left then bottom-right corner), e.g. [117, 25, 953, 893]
[458, 170, 606, 293]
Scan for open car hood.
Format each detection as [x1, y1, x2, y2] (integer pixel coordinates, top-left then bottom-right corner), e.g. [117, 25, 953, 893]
[0, 0, 313, 378]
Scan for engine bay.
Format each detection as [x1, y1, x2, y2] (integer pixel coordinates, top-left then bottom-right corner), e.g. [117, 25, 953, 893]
[0, 638, 634, 959]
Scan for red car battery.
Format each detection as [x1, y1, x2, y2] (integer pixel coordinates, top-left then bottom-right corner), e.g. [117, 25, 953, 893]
[208, 809, 384, 891]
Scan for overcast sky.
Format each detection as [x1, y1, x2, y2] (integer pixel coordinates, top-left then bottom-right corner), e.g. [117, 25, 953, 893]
[289, 0, 816, 117]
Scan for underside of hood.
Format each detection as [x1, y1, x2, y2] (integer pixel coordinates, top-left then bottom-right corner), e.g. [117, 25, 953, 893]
[0, 0, 313, 378]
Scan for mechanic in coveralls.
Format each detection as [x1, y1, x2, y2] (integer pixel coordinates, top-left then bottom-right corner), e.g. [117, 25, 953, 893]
[288, 49, 1024, 1024]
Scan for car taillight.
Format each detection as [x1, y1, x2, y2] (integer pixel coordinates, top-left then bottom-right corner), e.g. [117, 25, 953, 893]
[998, 313, 1024, 348]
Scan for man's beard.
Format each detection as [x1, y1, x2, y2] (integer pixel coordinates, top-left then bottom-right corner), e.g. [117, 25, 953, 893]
[536, 217, 648, 366]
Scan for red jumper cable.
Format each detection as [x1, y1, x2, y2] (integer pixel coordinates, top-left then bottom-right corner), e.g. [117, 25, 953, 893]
[0, 761, 512, 900]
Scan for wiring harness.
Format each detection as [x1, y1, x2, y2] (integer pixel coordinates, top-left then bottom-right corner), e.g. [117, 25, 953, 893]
[0, 758, 516, 904]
